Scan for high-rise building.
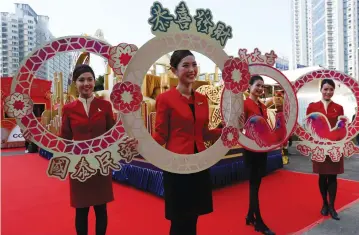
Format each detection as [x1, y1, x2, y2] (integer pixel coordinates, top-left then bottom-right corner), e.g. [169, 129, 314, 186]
[275, 57, 290, 71]
[291, 0, 358, 79]
[0, 3, 72, 91]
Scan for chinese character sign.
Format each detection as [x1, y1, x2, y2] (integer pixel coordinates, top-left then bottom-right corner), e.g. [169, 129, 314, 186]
[194, 9, 214, 34]
[174, 1, 192, 30]
[149, 2, 174, 32]
[210, 22, 232, 47]
[148, 1, 233, 48]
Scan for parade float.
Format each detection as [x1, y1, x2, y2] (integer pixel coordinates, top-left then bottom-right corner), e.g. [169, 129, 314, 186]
[4, 1, 303, 197]
[35, 50, 285, 195]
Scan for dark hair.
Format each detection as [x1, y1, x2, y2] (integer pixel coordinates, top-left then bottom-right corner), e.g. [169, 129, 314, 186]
[170, 50, 194, 69]
[72, 64, 96, 82]
[249, 75, 264, 85]
[321, 79, 335, 90]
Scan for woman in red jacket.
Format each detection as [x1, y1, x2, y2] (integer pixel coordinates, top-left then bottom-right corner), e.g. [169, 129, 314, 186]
[306, 78, 343, 220]
[60, 64, 136, 235]
[152, 50, 221, 235]
[21, 64, 136, 235]
[243, 75, 275, 235]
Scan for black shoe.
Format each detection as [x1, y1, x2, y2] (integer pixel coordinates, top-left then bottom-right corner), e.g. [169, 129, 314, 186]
[321, 204, 329, 216]
[328, 206, 340, 220]
[245, 215, 256, 226]
[254, 222, 275, 235]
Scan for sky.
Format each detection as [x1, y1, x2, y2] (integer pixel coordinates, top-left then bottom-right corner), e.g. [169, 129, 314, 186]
[0, 0, 293, 76]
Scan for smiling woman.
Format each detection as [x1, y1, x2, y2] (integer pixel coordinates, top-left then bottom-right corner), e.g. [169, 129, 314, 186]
[58, 64, 138, 235]
[151, 50, 222, 235]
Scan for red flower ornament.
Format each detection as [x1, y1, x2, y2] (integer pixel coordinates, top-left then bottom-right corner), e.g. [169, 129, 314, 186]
[110, 81, 143, 113]
[4, 92, 33, 118]
[222, 57, 250, 94]
[221, 126, 239, 148]
[108, 43, 138, 76]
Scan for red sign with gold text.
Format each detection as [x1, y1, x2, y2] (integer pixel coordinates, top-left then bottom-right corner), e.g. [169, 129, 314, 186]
[1, 77, 52, 148]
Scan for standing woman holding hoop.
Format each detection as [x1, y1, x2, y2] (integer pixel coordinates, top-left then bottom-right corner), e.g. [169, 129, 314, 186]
[152, 50, 221, 235]
[243, 75, 275, 235]
[60, 64, 137, 235]
[306, 79, 343, 220]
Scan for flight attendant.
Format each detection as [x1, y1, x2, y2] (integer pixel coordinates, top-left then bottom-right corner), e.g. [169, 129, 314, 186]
[152, 50, 221, 235]
[306, 78, 344, 220]
[60, 64, 137, 235]
[243, 75, 275, 235]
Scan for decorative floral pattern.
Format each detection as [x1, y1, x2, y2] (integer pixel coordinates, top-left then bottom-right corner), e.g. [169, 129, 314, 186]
[222, 57, 250, 94]
[221, 126, 239, 148]
[110, 81, 143, 113]
[4, 92, 33, 118]
[108, 43, 138, 76]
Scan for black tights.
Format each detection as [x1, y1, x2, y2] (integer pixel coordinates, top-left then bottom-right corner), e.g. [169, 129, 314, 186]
[75, 204, 107, 235]
[170, 216, 198, 235]
[319, 174, 338, 207]
[247, 162, 266, 224]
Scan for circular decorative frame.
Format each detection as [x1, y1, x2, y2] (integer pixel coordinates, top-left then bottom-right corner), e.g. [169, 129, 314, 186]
[7, 36, 126, 156]
[221, 63, 298, 152]
[120, 33, 232, 174]
[294, 69, 359, 143]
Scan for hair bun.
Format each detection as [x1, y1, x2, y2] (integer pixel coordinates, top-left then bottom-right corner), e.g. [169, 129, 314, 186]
[72, 64, 96, 82]
[170, 50, 194, 69]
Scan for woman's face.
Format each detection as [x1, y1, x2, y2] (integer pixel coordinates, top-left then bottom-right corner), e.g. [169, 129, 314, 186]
[321, 83, 334, 101]
[75, 72, 95, 98]
[249, 79, 264, 97]
[172, 55, 198, 85]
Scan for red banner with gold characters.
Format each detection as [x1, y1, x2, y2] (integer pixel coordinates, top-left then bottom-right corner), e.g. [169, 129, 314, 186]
[1, 77, 52, 149]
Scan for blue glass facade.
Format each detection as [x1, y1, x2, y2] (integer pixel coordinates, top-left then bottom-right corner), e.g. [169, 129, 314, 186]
[296, 64, 308, 68]
[275, 62, 289, 71]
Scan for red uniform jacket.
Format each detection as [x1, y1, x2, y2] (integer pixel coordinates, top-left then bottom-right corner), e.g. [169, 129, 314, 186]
[243, 98, 268, 123]
[306, 100, 344, 174]
[61, 97, 116, 208]
[152, 88, 221, 154]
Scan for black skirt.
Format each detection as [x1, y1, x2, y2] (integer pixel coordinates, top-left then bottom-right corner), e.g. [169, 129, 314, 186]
[243, 149, 268, 172]
[162, 169, 213, 220]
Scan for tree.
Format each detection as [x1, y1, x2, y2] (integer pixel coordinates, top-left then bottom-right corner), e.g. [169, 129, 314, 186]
[94, 75, 104, 91]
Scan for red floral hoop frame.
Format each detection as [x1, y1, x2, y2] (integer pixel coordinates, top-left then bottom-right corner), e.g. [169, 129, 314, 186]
[294, 69, 359, 143]
[220, 61, 298, 152]
[294, 69, 359, 161]
[7, 36, 127, 156]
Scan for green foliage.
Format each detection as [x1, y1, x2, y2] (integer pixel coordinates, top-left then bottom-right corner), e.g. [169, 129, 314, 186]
[94, 75, 105, 91]
[96, 75, 104, 86]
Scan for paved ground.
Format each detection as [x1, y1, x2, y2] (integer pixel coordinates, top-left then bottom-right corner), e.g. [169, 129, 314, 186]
[1, 150, 28, 157]
[285, 144, 359, 235]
